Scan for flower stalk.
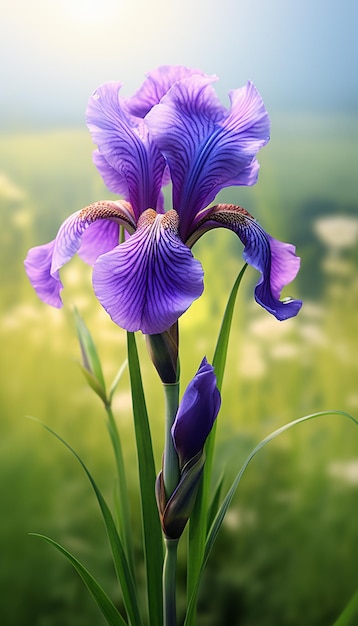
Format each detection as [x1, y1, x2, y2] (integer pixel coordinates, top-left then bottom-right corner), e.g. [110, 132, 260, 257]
[163, 539, 179, 626]
[161, 382, 180, 626]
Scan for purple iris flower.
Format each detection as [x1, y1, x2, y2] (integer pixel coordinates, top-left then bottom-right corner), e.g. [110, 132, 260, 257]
[172, 357, 221, 468]
[24, 66, 302, 335]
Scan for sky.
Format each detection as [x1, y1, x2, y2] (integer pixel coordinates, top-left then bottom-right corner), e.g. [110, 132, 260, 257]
[0, 0, 357, 129]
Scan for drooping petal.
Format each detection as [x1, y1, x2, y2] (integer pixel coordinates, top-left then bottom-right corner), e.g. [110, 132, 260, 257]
[24, 201, 136, 308]
[145, 76, 270, 239]
[25, 240, 63, 307]
[86, 82, 167, 218]
[172, 357, 221, 468]
[188, 204, 302, 321]
[92, 209, 204, 334]
[125, 65, 207, 117]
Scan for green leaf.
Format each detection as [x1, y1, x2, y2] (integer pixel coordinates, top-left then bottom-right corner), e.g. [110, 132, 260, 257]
[29, 418, 142, 626]
[105, 403, 136, 581]
[127, 332, 164, 626]
[77, 363, 108, 405]
[74, 308, 106, 395]
[187, 264, 247, 617]
[30, 533, 128, 626]
[333, 588, 358, 626]
[206, 475, 224, 532]
[212, 263, 248, 390]
[184, 410, 358, 626]
[109, 359, 128, 405]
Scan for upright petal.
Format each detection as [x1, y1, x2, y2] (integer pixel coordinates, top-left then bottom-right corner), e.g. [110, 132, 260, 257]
[172, 357, 221, 468]
[125, 65, 207, 117]
[24, 201, 136, 308]
[86, 82, 167, 218]
[189, 204, 302, 321]
[92, 209, 204, 334]
[145, 76, 270, 239]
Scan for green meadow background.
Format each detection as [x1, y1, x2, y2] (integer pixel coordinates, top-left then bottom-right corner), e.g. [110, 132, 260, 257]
[1, 0, 358, 624]
[1, 112, 357, 626]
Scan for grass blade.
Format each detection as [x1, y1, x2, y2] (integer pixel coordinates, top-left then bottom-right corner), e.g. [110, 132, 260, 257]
[212, 263, 248, 390]
[187, 264, 247, 617]
[127, 332, 164, 626]
[30, 533, 128, 626]
[333, 588, 358, 626]
[184, 410, 358, 626]
[106, 403, 136, 582]
[29, 418, 142, 626]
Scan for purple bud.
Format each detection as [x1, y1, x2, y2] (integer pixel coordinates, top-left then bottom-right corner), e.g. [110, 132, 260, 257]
[171, 357, 221, 468]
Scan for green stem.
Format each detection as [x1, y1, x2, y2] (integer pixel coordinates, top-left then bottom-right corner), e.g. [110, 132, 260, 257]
[105, 403, 135, 580]
[162, 383, 180, 498]
[163, 539, 179, 626]
[161, 383, 180, 626]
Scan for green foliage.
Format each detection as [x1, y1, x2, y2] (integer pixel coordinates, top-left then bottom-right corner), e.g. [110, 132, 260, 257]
[29, 419, 141, 626]
[127, 332, 164, 626]
[30, 533, 128, 626]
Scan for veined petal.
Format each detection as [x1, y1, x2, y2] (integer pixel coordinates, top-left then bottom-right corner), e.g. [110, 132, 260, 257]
[126, 65, 207, 117]
[172, 357, 221, 468]
[78, 219, 120, 265]
[25, 240, 63, 307]
[24, 201, 136, 308]
[86, 82, 166, 218]
[92, 209, 204, 334]
[93, 150, 168, 215]
[189, 204, 302, 321]
[145, 76, 270, 239]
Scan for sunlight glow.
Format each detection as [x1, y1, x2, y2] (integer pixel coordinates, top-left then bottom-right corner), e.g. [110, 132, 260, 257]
[60, 0, 122, 25]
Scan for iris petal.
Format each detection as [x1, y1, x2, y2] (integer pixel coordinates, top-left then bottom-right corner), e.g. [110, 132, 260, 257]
[78, 220, 120, 265]
[92, 209, 204, 334]
[24, 201, 136, 308]
[125, 65, 207, 117]
[145, 76, 270, 239]
[86, 82, 166, 218]
[24, 240, 63, 307]
[189, 204, 302, 321]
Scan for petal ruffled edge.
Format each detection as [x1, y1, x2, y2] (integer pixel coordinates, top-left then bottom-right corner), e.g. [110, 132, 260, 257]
[145, 76, 270, 239]
[188, 204, 302, 321]
[25, 239, 63, 307]
[24, 201, 136, 308]
[86, 82, 167, 217]
[125, 65, 208, 117]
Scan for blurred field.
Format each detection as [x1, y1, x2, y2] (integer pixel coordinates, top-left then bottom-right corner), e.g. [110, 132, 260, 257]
[1, 115, 358, 626]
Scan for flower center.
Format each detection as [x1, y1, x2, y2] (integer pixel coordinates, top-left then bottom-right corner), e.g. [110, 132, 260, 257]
[137, 208, 180, 234]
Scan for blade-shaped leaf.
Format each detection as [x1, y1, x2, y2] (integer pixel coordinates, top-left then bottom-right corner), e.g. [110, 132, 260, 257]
[206, 475, 224, 532]
[105, 403, 136, 582]
[184, 410, 358, 626]
[127, 332, 163, 626]
[212, 263, 248, 390]
[187, 264, 247, 612]
[109, 359, 128, 404]
[74, 308, 106, 393]
[30, 533, 128, 626]
[333, 588, 358, 626]
[77, 363, 108, 404]
[29, 418, 142, 626]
